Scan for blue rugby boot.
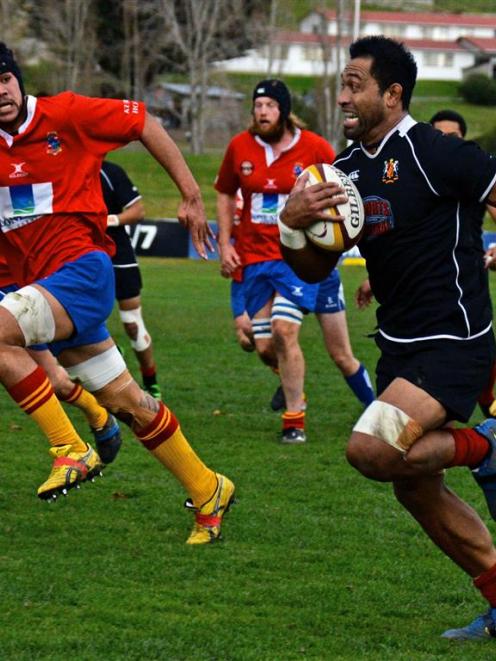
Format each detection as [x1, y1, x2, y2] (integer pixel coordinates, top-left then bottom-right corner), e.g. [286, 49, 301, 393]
[91, 413, 122, 464]
[472, 419, 496, 521]
[441, 608, 496, 640]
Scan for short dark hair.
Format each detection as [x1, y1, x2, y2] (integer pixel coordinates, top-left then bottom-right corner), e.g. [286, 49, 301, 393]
[429, 109, 467, 137]
[349, 36, 417, 110]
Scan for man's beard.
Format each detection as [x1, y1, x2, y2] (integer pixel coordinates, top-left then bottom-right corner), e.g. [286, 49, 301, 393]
[252, 119, 286, 143]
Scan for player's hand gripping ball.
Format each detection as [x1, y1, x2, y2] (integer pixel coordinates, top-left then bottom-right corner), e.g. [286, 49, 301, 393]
[298, 164, 365, 252]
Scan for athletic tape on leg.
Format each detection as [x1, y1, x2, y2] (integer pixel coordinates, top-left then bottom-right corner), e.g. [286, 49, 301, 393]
[271, 296, 304, 325]
[66, 346, 126, 392]
[119, 307, 151, 351]
[0, 286, 56, 345]
[353, 400, 423, 453]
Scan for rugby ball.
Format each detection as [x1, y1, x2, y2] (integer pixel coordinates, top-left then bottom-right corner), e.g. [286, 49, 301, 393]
[298, 164, 364, 252]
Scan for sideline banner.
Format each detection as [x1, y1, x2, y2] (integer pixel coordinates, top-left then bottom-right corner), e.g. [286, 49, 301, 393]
[130, 219, 496, 265]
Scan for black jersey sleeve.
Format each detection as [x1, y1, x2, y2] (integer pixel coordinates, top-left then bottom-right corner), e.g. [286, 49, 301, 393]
[414, 125, 496, 203]
[100, 161, 141, 214]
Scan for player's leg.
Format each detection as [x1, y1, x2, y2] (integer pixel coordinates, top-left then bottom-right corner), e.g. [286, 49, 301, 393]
[271, 295, 307, 444]
[250, 300, 284, 409]
[28, 347, 122, 464]
[315, 271, 374, 407]
[118, 295, 161, 400]
[60, 337, 234, 544]
[478, 359, 496, 417]
[0, 285, 104, 499]
[230, 280, 255, 352]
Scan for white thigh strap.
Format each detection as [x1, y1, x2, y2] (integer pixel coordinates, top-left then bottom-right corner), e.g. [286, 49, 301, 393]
[66, 346, 126, 392]
[353, 400, 423, 454]
[0, 286, 56, 346]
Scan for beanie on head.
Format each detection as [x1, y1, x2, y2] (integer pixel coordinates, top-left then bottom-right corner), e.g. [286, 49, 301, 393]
[0, 42, 25, 97]
[252, 79, 291, 121]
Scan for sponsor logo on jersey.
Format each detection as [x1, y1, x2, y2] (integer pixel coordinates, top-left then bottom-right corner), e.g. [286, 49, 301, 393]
[0, 182, 53, 232]
[348, 169, 360, 181]
[264, 178, 277, 190]
[250, 192, 288, 225]
[293, 163, 304, 177]
[291, 285, 303, 297]
[9, 162, 28, 179]
[382, 158, 399, 184]
[240, 160, 254, 176]
[362, 195, 394, 238]
[46, 132, 62, 155]
[123, 100, 139, 115]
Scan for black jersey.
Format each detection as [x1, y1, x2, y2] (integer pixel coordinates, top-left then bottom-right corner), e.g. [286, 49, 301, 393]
[334, 115, 496, 343]
[100, 160, 142, 266]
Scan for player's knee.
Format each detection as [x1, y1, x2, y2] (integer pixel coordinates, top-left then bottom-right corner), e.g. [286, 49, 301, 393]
[119, 307, 151, 352]
[94, 373, 159, 430]
[345, 433, 393, 481]
[331, 350, 356, 374]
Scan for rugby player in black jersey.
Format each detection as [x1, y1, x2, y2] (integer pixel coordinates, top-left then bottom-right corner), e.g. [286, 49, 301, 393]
[279, 35, 496, 641]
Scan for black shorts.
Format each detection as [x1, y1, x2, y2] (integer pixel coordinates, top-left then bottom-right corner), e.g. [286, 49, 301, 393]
[113, 265, 142, 300]
[375, 330, 496, 422]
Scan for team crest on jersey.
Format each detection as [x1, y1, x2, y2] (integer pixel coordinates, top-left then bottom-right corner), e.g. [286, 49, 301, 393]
[240, 160, 254, 176]
[362, 195, 395, 238]
[46, 132, 62, 155]
[382, 158, 399, 184]
[293, 163, 304, 177]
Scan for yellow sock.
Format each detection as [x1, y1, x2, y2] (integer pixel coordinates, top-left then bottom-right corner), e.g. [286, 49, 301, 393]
[136, 402, 217, 507]
[60, 383, 108, 429]
[9, 366, 87, 451]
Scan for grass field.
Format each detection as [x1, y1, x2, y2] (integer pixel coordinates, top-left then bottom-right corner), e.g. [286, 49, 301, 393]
[1, 259, 496, 660]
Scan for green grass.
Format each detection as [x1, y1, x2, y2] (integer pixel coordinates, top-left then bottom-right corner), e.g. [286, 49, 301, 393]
[1, 260, 496, 659]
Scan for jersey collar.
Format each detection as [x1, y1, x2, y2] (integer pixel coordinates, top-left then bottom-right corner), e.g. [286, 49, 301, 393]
[359, 114, 416, 159]
[0, 95, 37, 147]
[254, 127, 301, 167]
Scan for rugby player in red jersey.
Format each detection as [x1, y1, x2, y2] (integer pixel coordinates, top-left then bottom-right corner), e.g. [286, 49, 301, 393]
[0, 43, 233, 544]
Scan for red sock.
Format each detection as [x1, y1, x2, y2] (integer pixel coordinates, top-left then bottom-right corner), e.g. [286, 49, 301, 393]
[474, 562, 496, 607]
[447, 428, 490, 468]
[140, 364, 157, 379]
[134, 401, 179, 450]
[479, 362, 496, 407]
[282, 411, 305, 430]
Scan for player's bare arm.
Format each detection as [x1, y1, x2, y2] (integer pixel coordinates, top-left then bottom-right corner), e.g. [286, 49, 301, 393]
[216, 192, 242, 275]
[355, 278, 373, 308]
[140, 112, 214, 259]
[107, 199, 145, 227]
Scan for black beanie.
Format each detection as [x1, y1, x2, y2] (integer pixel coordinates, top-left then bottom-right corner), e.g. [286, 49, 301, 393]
[252, 79, 291, 121]
[0, 42, 25, 97]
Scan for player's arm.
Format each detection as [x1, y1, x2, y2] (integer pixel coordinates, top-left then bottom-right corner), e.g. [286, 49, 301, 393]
[216, 192, 242, 276]
[140, 113, 214, 259]
[107, 199, 145, 227]
[279, 174, 346, 283]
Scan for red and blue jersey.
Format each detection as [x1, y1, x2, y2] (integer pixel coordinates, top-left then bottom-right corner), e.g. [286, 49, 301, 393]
[0, 92, 146, 285]
[215, 129, 335, 266]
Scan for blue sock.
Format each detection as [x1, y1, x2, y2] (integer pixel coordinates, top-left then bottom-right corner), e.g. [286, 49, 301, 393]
[345, 364, 375, 406]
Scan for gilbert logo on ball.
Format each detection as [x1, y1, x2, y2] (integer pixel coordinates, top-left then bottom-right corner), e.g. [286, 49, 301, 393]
[297, 164, 365, 252]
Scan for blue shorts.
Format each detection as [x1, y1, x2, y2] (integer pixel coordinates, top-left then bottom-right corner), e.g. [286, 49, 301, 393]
[37, 251, 114, 356]
[230, 280, 247, 318]
[314, 269, 346, 314]
[243, 260, 319, 318]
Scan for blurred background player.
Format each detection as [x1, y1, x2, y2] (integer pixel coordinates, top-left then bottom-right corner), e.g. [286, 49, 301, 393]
[216, 79, 373, 443]
[101, 160, 162, 400]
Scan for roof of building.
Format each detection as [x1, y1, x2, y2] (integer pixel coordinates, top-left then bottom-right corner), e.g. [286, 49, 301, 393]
[457, 36, 496, 54]
[274, 31, 465, 52]
[314, 9, 496, 27]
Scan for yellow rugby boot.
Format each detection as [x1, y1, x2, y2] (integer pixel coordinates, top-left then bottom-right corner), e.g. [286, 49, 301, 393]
[37, 443, 104, 501]
[185, 473, 235, 544]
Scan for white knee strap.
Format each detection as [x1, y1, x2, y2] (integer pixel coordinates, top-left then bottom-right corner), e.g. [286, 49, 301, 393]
[0, 286, 56, 346]
[353, 400, 423, 454]
[119, 306, 151, 352]
[252, 317, 272, 339]
[271, 295, 304, 326]
[66, 346, 126, 392]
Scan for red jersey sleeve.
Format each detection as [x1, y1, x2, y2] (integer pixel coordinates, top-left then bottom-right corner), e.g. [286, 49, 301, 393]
[215, 140, 240, 195]
[63, 93, 146, 156]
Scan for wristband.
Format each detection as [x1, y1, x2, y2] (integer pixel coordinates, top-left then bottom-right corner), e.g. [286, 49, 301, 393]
[278, 218, 307, 250]
[107, 214, 120, 227]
